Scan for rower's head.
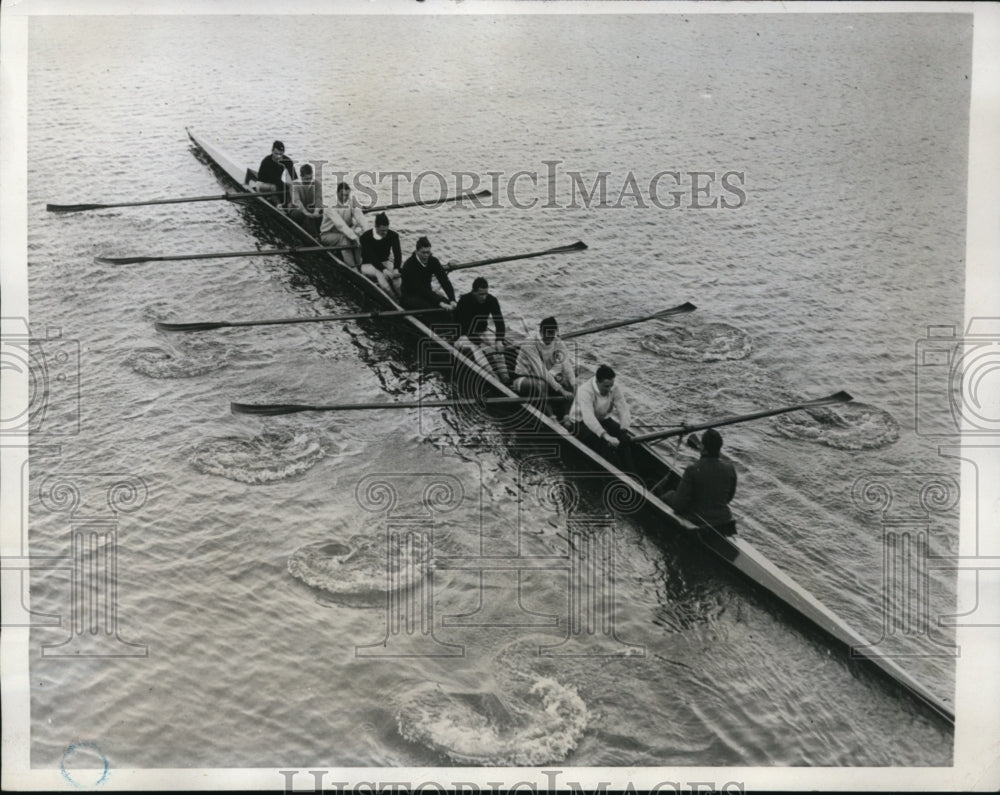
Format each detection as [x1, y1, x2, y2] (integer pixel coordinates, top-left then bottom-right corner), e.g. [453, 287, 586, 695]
[271, 141, 286, 161]
[595, 364, 616, 396]
[336, 182, 351, 203]
[701, 428, 723, 457]
[415, 236, 432, 263]
[374, 212, 390, 235]
[299, 163, 314, 183]
[472, 277, 490, 303]
[539, 316, 559, 343]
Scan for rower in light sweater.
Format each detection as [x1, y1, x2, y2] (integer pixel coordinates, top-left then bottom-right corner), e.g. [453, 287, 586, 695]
[566, 364, 635, 471]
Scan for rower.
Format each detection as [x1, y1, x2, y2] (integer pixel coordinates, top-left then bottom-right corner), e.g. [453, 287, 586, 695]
[512, 316, 576, 417]
[288, 163, 323, 237]
[319, 182, 365, 267]
[454, 277, 511, 385]
[399, 236, 457, 312]
[359, 212, 402, 297]
[658, 428, 737, 536]
[565, 364, 635, 471]
[253, 140, 297, 206]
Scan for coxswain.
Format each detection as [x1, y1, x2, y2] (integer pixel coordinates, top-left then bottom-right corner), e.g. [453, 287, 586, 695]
[399, 236, 457, 312]
[288, 163, 323, 237]
[454, 277, 511, 384]
[359, 212, 402, 297]
[319, 182, 365, 267]
[565, 364, 635, 471]
[659, 428, 737, 536]
[253, 140, 297, 205]
[512, 316, 576, 417]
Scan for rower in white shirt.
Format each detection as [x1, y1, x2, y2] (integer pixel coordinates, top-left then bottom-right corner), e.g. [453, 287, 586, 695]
[566, 363, 635, 471]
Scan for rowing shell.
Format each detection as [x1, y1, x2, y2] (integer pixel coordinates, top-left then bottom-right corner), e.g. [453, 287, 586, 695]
[184, 128, 954, 726]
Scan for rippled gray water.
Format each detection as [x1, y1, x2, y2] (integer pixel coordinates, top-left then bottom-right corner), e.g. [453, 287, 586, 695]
[22, 11, 970, 772]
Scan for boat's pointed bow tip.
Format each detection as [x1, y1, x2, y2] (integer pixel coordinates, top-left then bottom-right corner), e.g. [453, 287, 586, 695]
[836, 390, 855, 402]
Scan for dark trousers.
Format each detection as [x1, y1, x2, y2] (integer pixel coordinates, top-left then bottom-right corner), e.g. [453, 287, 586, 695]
[287, 209, 320, 238]
[568, 417, 637, 474]
[513, 376, 572, 418]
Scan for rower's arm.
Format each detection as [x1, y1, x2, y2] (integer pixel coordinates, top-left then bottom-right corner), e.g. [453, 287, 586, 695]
[666, 468, 694, 512]
[578, 383, 606, 438]
[436, 264, 456, 302]
[492, 298, 506, 341]
[614, 385, 632, 431]
[351, 198, 365, 230]
[390, 234, 402, 269]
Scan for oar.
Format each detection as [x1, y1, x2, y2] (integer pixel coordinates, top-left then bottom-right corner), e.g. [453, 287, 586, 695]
[156, 307, 443, 333]
[363, 188, 492, 214]
[630, 391, 854, 444]
[231, 395, 532, 417]
[46, 190, 283, 214]
[96, 243, 353, 266]
[561, 302, 696, 340]
[445, 241, 588, 272]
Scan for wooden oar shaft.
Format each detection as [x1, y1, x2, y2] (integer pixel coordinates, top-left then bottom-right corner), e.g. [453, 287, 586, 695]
[97, 243, 352, 266]
[445, 241, 588, 272]
[561, 301, 696, 340]
[631, 391, 854, 444]
[156, 307, 441, 333]
[231, 395, 531, 416]
[363, 188, 491, 214]
[46, 190, 282, 213]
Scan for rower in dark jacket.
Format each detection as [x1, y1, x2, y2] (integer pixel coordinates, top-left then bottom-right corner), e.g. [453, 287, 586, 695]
[400, 236, 457, 311]
[359, 212, 403, 296]
[454, 276, 510, 383]
[661, 427, 737, 536]
[254, 140, 297, 206]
